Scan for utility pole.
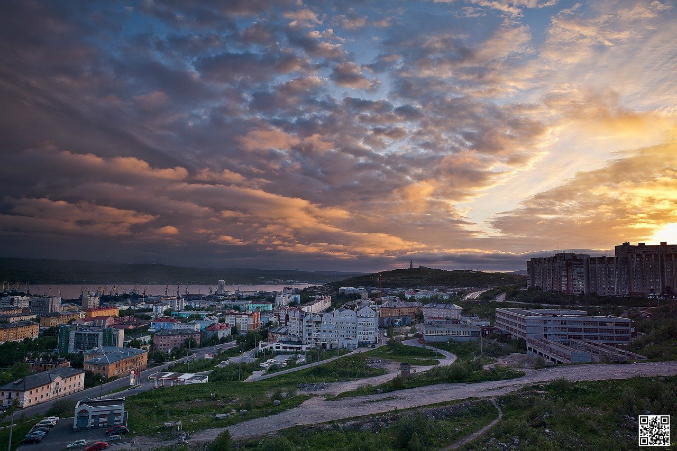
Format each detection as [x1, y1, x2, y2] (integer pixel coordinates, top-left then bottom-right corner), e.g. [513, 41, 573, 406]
[7, 411, 14, 451]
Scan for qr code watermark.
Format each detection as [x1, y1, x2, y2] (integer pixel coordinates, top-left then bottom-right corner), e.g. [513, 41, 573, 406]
[639, 415, 670, 447]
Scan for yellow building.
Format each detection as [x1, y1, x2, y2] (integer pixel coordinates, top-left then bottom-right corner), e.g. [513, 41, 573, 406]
[85, 307, 119, 318]
[0, 321, 39, 343]
[40, 312, 83, 327]
[84, 347, 147, 378]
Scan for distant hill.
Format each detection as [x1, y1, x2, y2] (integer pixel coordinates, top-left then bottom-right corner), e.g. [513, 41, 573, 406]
[331, 267, 526, 289]
[0, 258, 362, 285]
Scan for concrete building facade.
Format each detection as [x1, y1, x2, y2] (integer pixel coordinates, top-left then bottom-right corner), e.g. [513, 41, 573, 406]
[0, 367, 84, 408]
[495, 308, 633, 344]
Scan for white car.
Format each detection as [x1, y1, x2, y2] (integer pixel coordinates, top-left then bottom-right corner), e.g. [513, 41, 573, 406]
[67, 439, 87, 448]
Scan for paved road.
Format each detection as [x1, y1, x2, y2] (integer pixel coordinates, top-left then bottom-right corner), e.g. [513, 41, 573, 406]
[9, 342, 235, 422]
[182, 361, 677, 443]
[464, 290, 487, 300]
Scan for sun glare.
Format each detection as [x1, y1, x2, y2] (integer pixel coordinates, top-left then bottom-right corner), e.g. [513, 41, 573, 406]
[651, 223, 677, 244]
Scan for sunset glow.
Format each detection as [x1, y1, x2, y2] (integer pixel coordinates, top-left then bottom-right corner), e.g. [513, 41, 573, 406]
[1, 1, 676, 271]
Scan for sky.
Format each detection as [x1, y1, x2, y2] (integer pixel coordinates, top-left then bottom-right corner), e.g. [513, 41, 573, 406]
[1, 0, 676, 272]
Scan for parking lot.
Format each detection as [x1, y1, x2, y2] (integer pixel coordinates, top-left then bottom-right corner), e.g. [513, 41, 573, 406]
[17, 419, 132, 451]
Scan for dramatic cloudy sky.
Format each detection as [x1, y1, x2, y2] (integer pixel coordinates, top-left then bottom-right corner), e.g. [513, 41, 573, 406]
[1, 0, 676, 271]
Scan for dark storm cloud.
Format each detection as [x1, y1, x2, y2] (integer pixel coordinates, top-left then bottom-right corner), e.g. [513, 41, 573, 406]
[1, 0, 674, 272]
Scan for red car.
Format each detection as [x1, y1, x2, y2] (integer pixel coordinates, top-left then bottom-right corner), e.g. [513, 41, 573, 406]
[84, 442, 108, 451]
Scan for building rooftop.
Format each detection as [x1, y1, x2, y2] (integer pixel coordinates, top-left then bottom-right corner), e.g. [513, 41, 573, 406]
[497, 308, 588, 317]
[0, 367, 83, 391]
[0, 321, 37, 329]
[84, 346, 147, 365]
[76, 397, 125, 408]
[154, 329, 200, 336]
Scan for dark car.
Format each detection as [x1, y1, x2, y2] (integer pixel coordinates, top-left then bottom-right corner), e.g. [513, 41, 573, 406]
[29, 427, 50, 435]
[84, 442, 108, 451]
[22, 433, 44, 444]
[107, 425, 128, 435]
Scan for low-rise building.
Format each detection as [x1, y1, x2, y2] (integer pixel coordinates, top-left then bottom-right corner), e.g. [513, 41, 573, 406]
[0, 321, 39, 343]
[0, 367, 84, 408]
[40, 312, 83, 327]
[153, 329, 201, 353]
[495, 308, 634, 344]
[423, 321, 481, 342]
[148, 372, 209, 387]
[422, 303, 463, 322]
[379, 300, 422, 318]
[0, 313, 37, 323]
[150, 317, 199, 332]
[86, 306, 119, 318]
[203, 322, 231, 340]
[222, 310, 261, 332]
[74, 398, 126, 430]
[25, 356, 71, 372]
[83, 346, 148, 378]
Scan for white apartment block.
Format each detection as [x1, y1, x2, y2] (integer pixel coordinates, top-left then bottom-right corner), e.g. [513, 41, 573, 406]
[285, 306, 378, 349]
[301, 295, 331, 314]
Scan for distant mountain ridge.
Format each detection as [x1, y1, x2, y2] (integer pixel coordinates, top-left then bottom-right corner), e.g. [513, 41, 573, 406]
[331, 267, 526, 289]
[0, 257, 362, 285]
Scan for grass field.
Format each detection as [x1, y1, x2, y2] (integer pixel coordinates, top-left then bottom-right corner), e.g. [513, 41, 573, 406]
[464, 376, 677, 450]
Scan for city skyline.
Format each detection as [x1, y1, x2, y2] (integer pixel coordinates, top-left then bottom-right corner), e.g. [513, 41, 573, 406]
[1, 0, 676, 272]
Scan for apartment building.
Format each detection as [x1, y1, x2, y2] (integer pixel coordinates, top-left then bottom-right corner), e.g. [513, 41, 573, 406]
[222, 310, 260, 332]
[29, 295, 62, 315]
[0, 321, 39, 343]
[57, 325, 124, 354]
[495, 308, 633, 344]
[379, 300, 422, 318]
[153, 329, 201, 353]
[150, 317, 199, 332]
[40, 311, 83, 327]
[616, 241, 677, 296]
[86, 306, 119, 318]
[0, 367, 84, 408]
[300, 295, 331, 314]
[527, 242, 677, 296]
[83, 346, 148, 378]
[283, 306, 378, 349]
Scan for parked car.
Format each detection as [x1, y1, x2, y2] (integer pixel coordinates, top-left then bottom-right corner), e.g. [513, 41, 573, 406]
[106, 425, 128, 434]
[22, 433, 44, 444]
[36, 419, 56, 428]
[45, 416, 60, 422]
[108, 434, 121, 441]
[84, 442, 108, 451]
[67, 439, 88, 448]
[29, 426, 50, 435]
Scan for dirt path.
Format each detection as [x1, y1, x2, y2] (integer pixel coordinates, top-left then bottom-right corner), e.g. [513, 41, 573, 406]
[187, 361, 677, 443]
[443, 398, 502, 450]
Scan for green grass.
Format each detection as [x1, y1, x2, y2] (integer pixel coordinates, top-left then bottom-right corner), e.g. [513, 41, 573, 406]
[127, 352, 388, 437]
[361, 341, 443, 365]
[0, 414, 42, 451]
[234, 399, 498, 450]
[126, 381, 308, 436]
[270, 355, 387, 385]
[464, 376, 677, 450]
[335, 357, 524, 399]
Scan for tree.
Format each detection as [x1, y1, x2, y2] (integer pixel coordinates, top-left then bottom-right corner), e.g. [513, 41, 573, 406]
[208, 431, 233, 451]
[127, 338, 143, 349]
